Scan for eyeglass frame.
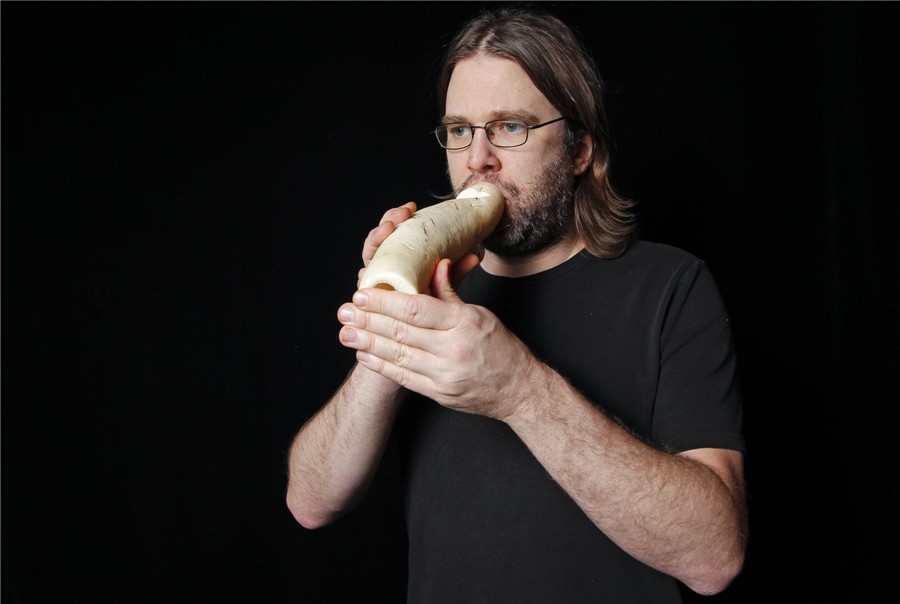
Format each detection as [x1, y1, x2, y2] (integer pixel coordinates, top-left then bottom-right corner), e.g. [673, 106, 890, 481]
[432, 116, 569, 150]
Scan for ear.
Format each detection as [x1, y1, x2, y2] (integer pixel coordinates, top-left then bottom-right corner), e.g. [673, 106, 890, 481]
[571, 133, 594, 176]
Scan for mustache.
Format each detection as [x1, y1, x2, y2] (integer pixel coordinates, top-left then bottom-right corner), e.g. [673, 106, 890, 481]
[459, 175, 521, 200]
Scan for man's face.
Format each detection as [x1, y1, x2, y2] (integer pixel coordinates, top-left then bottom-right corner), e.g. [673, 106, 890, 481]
[443, 55, 581, 256]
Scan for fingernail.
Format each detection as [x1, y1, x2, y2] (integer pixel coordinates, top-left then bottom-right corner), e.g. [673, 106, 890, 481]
[340, 326, 357, 343]
[339, 307, 354, 322]
[353, 291, 368, 307]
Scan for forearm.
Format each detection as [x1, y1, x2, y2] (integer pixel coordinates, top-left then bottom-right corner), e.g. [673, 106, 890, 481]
[504, 361, 746, 595]
[285, 363, 404, 529]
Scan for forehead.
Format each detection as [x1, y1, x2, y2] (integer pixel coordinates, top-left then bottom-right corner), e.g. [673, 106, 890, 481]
[445, 55, 557, 121]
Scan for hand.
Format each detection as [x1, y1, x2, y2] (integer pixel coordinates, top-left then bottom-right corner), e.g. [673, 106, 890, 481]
[338, 259, 538, 420]
[362, 202, 417, 267]
[356, 201, 484, 294]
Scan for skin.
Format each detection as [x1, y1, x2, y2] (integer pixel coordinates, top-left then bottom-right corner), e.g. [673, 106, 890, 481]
[286, 55, 747, 595]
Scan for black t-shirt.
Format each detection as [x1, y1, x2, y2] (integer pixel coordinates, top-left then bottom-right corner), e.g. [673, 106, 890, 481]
[397, 241, 744, 603]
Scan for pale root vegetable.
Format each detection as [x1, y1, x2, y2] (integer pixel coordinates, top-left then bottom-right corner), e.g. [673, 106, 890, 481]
[358, 182, 504, 294]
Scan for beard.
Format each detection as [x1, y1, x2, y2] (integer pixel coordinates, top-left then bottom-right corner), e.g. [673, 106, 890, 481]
[459, 154, 575, 257]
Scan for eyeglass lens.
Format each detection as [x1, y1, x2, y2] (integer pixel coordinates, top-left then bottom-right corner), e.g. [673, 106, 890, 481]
[436, 120, 529, 149]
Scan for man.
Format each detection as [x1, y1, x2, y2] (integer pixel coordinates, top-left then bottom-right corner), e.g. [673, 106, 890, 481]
[286, 6, 747, 602]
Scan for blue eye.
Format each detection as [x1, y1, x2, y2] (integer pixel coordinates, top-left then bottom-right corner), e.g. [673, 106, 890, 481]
[500, 122, 525, 134]
[449, 125, 471, 139]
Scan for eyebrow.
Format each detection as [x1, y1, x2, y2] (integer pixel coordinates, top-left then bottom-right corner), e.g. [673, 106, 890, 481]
[441, 109, 542, 124]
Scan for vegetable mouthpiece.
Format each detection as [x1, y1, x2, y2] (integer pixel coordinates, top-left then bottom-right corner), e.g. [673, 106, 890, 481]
[358, 182, 504, 294]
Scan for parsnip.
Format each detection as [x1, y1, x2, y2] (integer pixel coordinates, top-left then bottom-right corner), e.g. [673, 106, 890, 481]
[358, 182, 504, 294]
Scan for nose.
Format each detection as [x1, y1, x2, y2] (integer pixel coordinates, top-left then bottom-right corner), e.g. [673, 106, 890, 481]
[466, 128, 500, 174]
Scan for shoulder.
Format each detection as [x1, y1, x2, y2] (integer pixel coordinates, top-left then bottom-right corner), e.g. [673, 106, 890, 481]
[620, 240, 701, 264]
[581, 240, 706, 279]
[574, 241, 727, 310]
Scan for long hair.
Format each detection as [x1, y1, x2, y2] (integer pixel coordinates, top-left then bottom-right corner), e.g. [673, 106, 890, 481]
[437, 6, 636, 258]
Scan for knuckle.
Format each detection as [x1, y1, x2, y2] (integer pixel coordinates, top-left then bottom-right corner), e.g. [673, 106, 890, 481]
[454, 306, 486, 335]
[393, 366, 410, 388]
[447, 342, 468, 362]
[356, 329, 374, 349]
[389, 318, 408, 343]
[392, 343, 410, 368]
[400, 296, 421, 322]
[370, 355, 388, 375]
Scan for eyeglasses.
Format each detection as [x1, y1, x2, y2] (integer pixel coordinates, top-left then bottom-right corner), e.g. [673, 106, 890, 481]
[433, 116, 568, 150]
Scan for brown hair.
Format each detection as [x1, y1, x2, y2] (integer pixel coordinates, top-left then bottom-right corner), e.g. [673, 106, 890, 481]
[437, 6, 636, 258]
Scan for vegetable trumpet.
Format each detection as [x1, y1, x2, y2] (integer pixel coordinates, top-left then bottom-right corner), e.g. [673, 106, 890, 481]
[358, 182, 504, 294]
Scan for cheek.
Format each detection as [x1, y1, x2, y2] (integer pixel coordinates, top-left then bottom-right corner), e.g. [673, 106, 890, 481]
[446, 154, 468, 185]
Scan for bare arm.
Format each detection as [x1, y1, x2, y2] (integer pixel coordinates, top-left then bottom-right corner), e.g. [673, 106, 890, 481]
[285, 363, 404, 529]
[505, 358, 746, 595]
[285, 203, 418, 529]
[338, 261, 747, 594]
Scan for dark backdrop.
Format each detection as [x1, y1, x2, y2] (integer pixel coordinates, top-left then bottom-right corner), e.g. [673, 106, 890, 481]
[3, 2, 897, 603]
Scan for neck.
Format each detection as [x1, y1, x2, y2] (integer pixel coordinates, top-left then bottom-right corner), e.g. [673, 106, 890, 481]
[480, 234, 585, 278]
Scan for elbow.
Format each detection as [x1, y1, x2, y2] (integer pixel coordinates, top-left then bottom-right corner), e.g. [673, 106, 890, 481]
[682, 549, 745, 596]
[682, 486, 749, 596]
[285, 469, 369, 530]
[285, 490, 339, 530]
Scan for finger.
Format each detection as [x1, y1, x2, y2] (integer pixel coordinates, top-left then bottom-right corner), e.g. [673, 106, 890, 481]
[362, 222, 396, 267]
[356, 349, 420, 391]
[345, 319, 443, 395]
[339, 300, 433, 353]
[361, 202, 417, 266]
[381, 201, 417, 225]
[448, 252, 481, 289]
[353, 288, 461, 331]
[338, 318, 437, 383]
[432, 259, 464, 304]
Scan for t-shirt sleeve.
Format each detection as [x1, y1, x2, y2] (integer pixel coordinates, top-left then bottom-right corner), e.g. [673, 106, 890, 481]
[652, 259, 745, 453]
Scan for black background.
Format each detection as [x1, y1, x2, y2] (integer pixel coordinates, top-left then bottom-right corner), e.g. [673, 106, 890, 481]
[3, 2, 898, 602]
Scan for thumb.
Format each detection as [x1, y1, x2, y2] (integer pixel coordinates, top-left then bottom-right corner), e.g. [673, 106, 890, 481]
[431, 258, 464, 303]
[449, 251, 482, 288]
